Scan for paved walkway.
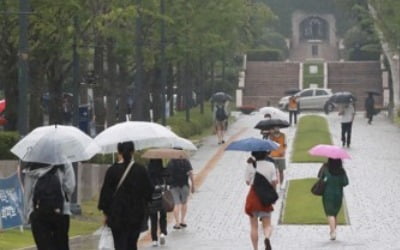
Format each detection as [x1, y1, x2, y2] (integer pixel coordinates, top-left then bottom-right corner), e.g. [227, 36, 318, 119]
[64, 111, 400, 250]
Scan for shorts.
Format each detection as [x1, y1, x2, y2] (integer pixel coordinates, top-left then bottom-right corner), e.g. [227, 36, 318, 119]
[274, 158, 286, 171]
[252, 211, 271, 218]
[215, 120, 225, 130]
[170, 185, 190, 205]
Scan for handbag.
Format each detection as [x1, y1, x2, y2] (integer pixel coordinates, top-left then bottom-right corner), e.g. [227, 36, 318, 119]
[311, 178, 325, 196]
[161, 189, 175, 212]
[98, 226, 115, 250]
[311, 167, 328, 196]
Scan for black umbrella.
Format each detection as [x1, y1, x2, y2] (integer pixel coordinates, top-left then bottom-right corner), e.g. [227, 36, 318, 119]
[210, 92, 233, 103]
[284, 89, 300, 95]
[254, 119, 290, 130]
[366, 90, 381, 96]
[329, 92, 357, 104]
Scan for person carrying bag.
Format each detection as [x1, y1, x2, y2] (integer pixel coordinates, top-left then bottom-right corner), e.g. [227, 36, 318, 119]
[98, 142, 154, 250]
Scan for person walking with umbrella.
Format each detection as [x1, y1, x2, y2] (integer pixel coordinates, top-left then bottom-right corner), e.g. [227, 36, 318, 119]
[338, 99, 355, 147]
[166, 150, 195, 230]
[269, 126, 287, 188]
[213, 102, 228, 144]
[23, 162, 75, 250]
[225, 137, 279, 250]
[288, 95, 300, 125]
[245, 151, 277, 250]
[318, 158, 349, 240]
[98, 141, 154, 250]
[309, 145, 350, 241]
[365, 92, 376, 124]
[147, 159, 169, 247]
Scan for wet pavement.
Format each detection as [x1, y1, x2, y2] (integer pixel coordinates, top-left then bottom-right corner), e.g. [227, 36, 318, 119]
[20, 111, 400, 250]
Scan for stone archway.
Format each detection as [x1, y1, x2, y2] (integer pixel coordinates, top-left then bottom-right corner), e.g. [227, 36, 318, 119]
[300, 16, 329, 41]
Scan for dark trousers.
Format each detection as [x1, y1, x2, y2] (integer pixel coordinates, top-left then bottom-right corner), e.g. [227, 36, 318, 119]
[150, 210, 167, 241]
[289, 111, 297, 125]
[341, 122, 352, 146]
[367, 111, 374, 124]
[111, 227, 141, 250]
[30, 211, 70, 250]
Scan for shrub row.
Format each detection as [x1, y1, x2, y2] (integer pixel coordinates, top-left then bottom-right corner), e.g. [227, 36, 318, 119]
[0, 132, 19, 160]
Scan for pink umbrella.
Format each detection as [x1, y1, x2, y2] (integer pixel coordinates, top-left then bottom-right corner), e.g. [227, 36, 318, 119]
[0, 99, 5, 113]
[308, 144, 351, 159]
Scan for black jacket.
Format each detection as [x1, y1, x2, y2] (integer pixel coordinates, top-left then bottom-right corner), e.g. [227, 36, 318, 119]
[98, 162, 154, 229]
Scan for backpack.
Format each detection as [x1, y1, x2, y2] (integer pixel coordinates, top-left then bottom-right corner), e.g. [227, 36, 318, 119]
[215, 105, 227, 121]
[33, 166, 65, 214]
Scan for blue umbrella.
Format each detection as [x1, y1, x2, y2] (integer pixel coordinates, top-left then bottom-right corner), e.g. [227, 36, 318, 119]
[225, 137, 279, 152]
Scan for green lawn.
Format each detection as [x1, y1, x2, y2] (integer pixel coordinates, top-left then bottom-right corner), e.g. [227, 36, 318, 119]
[0, 198, 102, 250]
[291, 115, 332, 163]
[282, 178, 347, 225]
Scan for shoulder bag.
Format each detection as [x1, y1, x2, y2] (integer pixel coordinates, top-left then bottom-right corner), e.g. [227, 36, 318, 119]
[252, 161, 278, 206]
[311, 166, 328, 196]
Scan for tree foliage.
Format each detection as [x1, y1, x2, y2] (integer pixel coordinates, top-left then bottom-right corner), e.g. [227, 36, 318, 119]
[0, 0, 277, 131]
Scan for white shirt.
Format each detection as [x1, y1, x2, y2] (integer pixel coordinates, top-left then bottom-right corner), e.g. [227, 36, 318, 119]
[340, 104, 355, 123]
[245, 160, 277, 185]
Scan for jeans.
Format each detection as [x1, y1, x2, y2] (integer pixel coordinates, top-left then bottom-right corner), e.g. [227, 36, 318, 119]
[289, 111, 297, 125]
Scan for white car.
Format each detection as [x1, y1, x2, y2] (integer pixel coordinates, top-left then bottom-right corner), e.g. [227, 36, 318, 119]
[278, 88, 333, 111]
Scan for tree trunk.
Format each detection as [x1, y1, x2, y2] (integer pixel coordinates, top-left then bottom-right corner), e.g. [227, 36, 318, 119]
[47, 58, 63, 125]
[105, 38, 117, 128]
[369, 4, 400, 118]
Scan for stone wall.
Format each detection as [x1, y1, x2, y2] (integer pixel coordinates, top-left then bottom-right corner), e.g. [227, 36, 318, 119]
[328, 61, 383, 110]
[243, 61, 299, 107]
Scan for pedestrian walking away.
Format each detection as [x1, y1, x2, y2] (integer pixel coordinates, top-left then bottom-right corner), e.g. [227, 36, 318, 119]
[214, 102, 228, 144]
[268, 126, 287, 188]
[147, 159, 169, 247]
[166, 154, 195, 230]
[365, 93, 375, 124]
[23, 162, 76, 250]
[288, 95, 299, 125]
[317, 158, 349, 240]
[98, 141, 154, 250]
[338, 101, 355, 147]
[245, 151, 278, 250]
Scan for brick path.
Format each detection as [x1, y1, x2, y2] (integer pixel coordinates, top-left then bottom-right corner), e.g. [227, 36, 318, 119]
[41, 111, 400, 250]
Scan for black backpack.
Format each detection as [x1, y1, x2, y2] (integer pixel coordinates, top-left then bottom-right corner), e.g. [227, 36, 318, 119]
[215, 105, 227, 121]
[33, 165, 65, 214]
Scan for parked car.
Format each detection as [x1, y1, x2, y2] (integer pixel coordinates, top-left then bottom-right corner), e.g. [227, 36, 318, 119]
[278, 88, 333, 111]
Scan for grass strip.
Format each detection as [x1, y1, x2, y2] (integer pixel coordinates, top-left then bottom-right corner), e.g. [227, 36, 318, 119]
[291, 115, 332, 163]
[0, 198, 102, 250]
[282, 178, 347, 225]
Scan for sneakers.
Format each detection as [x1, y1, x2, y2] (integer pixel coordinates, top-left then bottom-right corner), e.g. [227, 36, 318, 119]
[264, 238, 271, 250]
[330, 231, 336, 241]
[159, 233, 166, 246]
[152, 241, 158, 247]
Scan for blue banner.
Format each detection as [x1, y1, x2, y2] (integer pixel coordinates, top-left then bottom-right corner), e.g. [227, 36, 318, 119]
[0, 173, 24, 229]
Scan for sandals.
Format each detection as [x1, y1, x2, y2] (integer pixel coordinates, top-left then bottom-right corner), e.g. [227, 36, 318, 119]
[173, 225, 181, 230]
[180, 223, 187, 228]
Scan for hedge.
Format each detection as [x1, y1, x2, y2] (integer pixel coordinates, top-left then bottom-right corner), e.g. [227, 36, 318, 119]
[247, 48, 283, 61]
[0, 132, 19, 160]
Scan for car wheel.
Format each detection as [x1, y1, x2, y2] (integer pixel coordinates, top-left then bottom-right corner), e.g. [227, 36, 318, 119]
[324, 102, 334, 114]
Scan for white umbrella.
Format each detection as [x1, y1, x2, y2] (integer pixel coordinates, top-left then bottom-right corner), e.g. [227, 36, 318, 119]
[94, 121, 197, 153]
[259, 107, 289, 121]
[11, 125, 100, 164]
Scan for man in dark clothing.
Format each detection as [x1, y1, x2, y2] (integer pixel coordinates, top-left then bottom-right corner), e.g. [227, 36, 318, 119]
[166, 158, 194, 230]
[365, 93, 375, 124]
